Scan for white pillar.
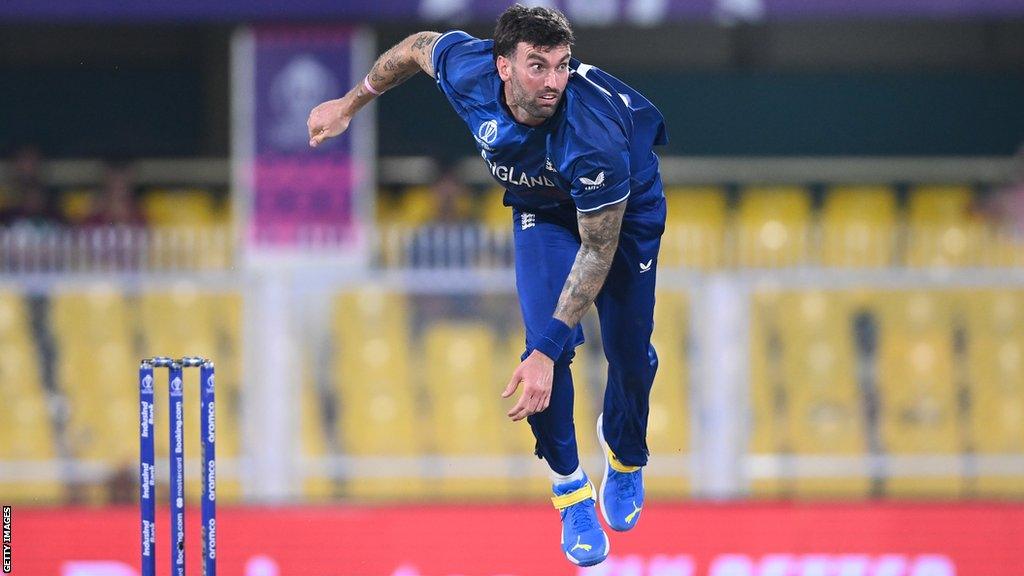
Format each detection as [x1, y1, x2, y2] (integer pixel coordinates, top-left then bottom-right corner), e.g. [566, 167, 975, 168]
[242, 270, 296, 501]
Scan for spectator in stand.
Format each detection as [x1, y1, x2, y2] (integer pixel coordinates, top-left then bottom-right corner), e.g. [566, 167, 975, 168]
[1, 145, 64, 230]
[409, 163, 475, 269]
[981, 144, 1024, 238]
[83, 161, 147, 227]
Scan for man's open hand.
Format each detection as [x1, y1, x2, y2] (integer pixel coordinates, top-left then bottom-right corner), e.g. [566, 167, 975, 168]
[307, 98, 352, 148]
[502, 350, 555, 422]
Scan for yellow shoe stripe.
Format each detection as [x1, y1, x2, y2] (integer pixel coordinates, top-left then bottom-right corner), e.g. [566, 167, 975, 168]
[608, 449, 641, 473]
[551, 483, 594, 510]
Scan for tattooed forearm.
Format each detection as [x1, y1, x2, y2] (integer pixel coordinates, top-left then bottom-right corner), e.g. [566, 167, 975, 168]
[553, 202, 627, 328]
[365, 32, 440, 92]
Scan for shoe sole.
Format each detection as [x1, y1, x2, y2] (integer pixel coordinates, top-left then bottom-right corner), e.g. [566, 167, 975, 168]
[596, 414, 638, 532]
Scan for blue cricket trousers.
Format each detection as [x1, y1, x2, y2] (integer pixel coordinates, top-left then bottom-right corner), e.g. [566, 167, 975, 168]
[511, 195, 666, 475]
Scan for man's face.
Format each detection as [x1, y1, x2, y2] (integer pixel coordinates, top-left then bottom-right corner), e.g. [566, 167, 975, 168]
[497, 42, 571, 123]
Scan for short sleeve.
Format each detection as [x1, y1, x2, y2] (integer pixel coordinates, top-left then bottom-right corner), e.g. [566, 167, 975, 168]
[566, 120, 631, 213]
[431, 30, 491, 114]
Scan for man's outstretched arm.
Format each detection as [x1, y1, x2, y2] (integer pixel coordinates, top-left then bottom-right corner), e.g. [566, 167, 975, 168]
[308, 31, 440, 147]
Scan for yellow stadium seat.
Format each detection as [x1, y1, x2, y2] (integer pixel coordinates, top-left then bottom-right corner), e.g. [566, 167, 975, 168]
[647, 290, 691, 498]
[748, 290, 788, 497]
[423, 321, 514, 499]
[143, 188, 219, 226]
[332, 288, 423, 500]
[137, 289, 242, 502]
[662, 187, 727, 269]
[906, 186, 980, 267]
[963, 290, 1024, 496]
[874, 290, 963, 496]
[392, 186, 437, 225]
[783, 291, 868, 497]
[735, 187, 812, 267]
[481, 186, 511, 229]
[570, 332, 600, 475]
[821, 186, 897, 268]
[48, 289, 137, 503]
[138, 288, 218, 359]
[0, 398, 63, 503]
[299, 352, 335, 501]
[749, 290, 869, 498]
[0, 293, 63, 503]
[61, 188, 96, 223]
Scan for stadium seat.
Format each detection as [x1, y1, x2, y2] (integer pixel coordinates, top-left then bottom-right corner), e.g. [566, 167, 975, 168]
[61, 188, 96, 223]
[735, 186, 812, 268]
[136, 288, 243, 502]
[481, 186, 510, 229]
[0, 292, 63, 503]
[206, 292, 244, 503]
[331, 288, 423, 499]
[748, 290, 788, 497]
[662, 186, 727, 269]
[143, 188, 220, 226]
[874, 290, 963, 496]
[390, 186, 437, 225]
[569, 329, 600, 479]
[821, 186, 897, 268]
[422, 321, 515, 499]
[906, 185, 980, 268]
[49, 288, 137, 503]
[749, 290, 869, 498]
[299, 352, 335, 501]
[963, 290, 1024, 496]
[647, 289, 691, 497]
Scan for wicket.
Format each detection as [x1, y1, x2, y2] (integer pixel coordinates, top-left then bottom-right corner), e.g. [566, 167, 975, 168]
[139, 356, 216, 576]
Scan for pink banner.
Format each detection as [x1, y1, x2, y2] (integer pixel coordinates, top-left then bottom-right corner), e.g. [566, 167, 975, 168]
[246, 26, 364, 252]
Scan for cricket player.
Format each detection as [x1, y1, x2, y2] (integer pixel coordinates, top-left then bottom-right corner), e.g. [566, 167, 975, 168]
[308, 5, 667, 567]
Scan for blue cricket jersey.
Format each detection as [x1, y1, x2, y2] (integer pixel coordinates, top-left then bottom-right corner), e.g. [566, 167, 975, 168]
[431, 31, 668, 216]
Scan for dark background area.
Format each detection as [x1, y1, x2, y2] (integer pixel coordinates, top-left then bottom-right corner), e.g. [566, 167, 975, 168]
[2, 21, 1022, 158]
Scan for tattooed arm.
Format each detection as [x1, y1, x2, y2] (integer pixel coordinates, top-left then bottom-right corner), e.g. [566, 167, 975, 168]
[553, 202, 626, 328]
[504, 201, 626, 422]
[308, 32, 440, 147]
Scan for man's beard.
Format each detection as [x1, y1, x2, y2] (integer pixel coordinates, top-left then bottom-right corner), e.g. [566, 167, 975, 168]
[511, 78, 559, 120]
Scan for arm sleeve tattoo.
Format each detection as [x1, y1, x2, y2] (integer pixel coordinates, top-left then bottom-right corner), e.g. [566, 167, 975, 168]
[552, 201, 627, 328]
[366, 32, 440, 95]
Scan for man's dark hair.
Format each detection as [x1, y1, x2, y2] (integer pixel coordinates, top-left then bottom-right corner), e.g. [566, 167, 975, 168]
[493, 4, 575, 61]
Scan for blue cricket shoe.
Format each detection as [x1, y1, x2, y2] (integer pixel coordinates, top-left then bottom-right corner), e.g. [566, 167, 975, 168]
[551, 474, 609, 566]
[596, 414, 644, 532]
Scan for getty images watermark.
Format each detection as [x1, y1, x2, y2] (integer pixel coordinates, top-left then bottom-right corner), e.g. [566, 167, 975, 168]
[2, 505, 11, 574]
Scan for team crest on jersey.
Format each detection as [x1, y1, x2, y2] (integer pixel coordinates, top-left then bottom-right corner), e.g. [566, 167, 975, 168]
[477, 119, 499, 145]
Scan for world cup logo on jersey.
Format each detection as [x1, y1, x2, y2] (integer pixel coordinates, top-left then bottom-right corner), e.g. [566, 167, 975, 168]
[477, 119, 498, 145]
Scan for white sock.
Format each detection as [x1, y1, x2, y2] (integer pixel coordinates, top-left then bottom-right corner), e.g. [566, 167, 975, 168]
[551, 465, 585, 486]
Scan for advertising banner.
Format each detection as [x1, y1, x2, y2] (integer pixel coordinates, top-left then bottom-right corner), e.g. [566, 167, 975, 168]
[10, 503, 1024, 575]
[233, 25, 373, 262]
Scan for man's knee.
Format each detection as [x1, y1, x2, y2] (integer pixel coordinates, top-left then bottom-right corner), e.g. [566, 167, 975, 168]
[605, 343, 658, 375]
